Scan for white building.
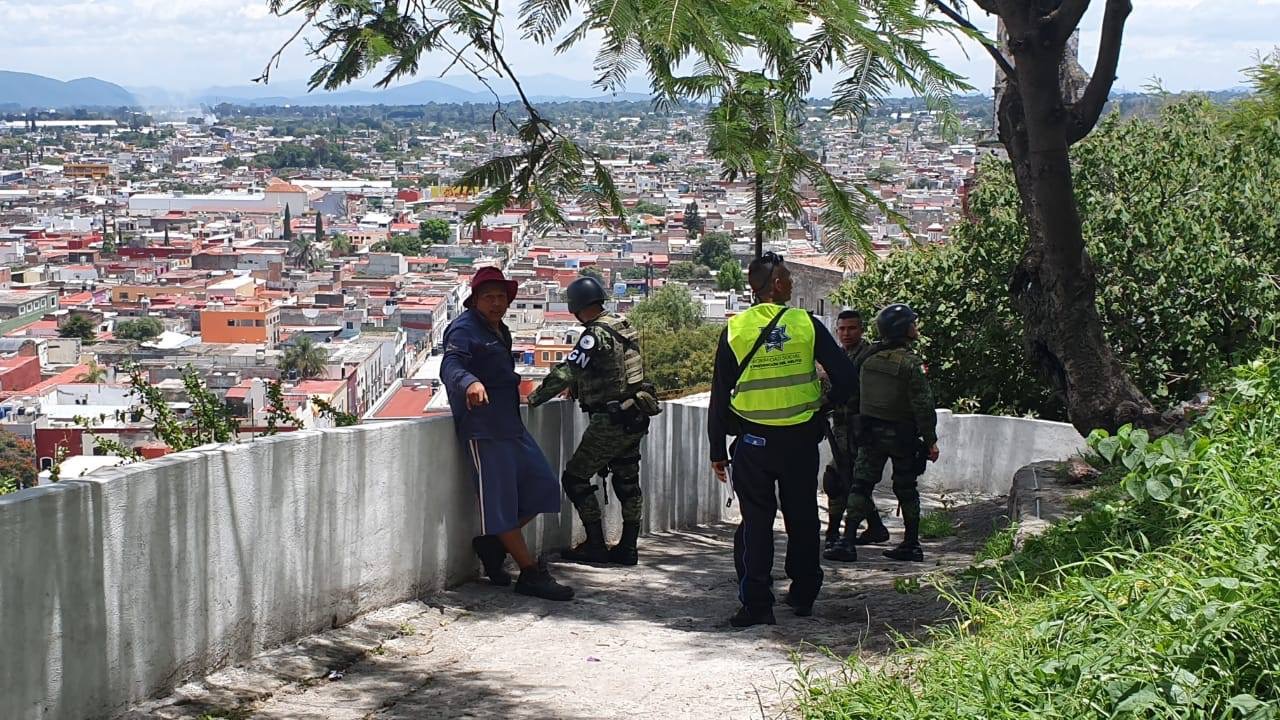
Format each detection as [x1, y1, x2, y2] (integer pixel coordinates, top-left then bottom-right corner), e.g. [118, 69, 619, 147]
[127, 179, 308, 216]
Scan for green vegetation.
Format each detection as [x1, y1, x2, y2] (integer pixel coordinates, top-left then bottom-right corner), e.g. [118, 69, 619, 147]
[114, 317, 163, 341]
[252, 141, 355, 172]
[312, 397, 359, 427]
[58, 314, 97, 344]
[834, 97, 1280, 420]
[629, 285, 720, 396]
[0, 430, 36, 492]
[918, 511, 955, 540]
[632, 200, 667, 217]
[800, 352, 1280, 719]
[419, 218, 451, 243]
[975, 522, 1018, 563]
[279, 336, 329, 380]
[693, 232, 733, 271]
[716, 261, 745, 292]
[371, 236, 429, 257]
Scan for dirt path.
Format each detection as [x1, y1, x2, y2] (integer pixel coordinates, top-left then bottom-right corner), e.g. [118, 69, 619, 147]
[123, 491, 1005, 720]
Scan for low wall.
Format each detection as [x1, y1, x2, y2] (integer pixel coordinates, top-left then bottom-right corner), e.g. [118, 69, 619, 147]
[0, 401, 1081, 720]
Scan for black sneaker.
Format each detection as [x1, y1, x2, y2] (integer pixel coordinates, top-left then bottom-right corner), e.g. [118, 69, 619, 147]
[782, 592, 813, 617]
[882, 543, 924, 562]
[471, 535, 511, 586]
[514, 563, 575, 601]
[822, 538, 858, 562]
[854, 525, 891, 546]
[728, 606, 777, 627]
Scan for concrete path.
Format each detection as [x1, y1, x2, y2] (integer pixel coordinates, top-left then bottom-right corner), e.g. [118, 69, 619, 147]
[123, 492, 1005, 720]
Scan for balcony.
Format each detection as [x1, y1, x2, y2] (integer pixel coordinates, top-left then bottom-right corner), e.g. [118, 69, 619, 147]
[0, 400, 1083, 720]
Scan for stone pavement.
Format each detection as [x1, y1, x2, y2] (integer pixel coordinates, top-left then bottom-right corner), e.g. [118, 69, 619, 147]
[122, 490, 1005, 720]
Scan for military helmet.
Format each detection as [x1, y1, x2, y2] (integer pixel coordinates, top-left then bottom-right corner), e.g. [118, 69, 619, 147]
[876, 303, 918, 340]
[566, 275, 609, 314]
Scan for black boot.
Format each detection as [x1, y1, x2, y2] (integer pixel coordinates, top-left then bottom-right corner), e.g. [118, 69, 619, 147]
[471, 535, 511, 586]
[882, 501, 923, 561]
[728, 606, 777, 627]
[853, 514, 890, 545]
[607, 523, 640, 566]
[561, 520, 610, 564]
[514, 562, 575, 601]
[823, 537, 857, 562]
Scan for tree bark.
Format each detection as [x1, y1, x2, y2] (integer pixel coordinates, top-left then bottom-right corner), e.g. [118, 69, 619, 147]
[997, 9, 1158, 436]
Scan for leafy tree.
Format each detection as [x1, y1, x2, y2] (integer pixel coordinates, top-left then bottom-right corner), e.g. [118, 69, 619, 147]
[220, 156, 240, 170]
[330, 233, 353, 256]
[76, 360, 109, 384]
[648, 151, 671, 165]
[279, 336, 329, 380]
[619, 267, 649, 281]
[107, 365, 240, 454]
[668, 261, 699, 280]
[639, 324, 723, 395]
[682, 200, 704, 237]
[579, 266, 605, 283]
[629, 284, 704, 333]
[115, 317, 164, 341]
[925, 0, 1148, 433]
[371, 236, 424, 256]
[314, 212, 325, 240]
[717, 261, 745, 292]
[59, 315, 97, 344]
[100, 232, 118, 256]
[1224, 48, 1280, 140]
[261, 0, 965, 245]
[632, 200, 667, 217]
[264, 379, 303, 435]
[419, 218, 451, 244]
[0, 430, 37, 491]
[833, 98, 1280, 420]
[695, 232, 733, 270]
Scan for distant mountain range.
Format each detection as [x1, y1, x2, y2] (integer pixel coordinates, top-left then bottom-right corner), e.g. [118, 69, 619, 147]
[2, 70, 650, 109]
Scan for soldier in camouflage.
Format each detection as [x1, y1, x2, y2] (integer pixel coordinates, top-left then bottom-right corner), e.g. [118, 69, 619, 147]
[528, 276, 660, 566]
[845, 303, 940, 563]
[821, 310, 890, 563]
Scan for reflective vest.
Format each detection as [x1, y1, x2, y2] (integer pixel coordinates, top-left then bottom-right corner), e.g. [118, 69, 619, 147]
[727, 304, 821, 426]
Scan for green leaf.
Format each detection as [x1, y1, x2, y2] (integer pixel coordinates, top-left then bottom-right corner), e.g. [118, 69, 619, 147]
[1129, 428, 1150, 452]
[1097, 436, 1121, 463]
[1122, 449, 1143, 471]
[1124, 475, 1147, 500]
[1115, 685, 1161, 713]
[1145, 477, 1172, 500]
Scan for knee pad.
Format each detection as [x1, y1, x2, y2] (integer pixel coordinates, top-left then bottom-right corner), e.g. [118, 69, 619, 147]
[561, 472, 596, 502]
[612, 479, 642, 501]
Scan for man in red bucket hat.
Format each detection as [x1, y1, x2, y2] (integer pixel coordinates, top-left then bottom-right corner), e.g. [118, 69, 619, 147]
[441, 266, 574, 601]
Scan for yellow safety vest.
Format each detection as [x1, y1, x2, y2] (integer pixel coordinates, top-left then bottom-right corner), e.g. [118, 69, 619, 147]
[727, 304, 821, 426]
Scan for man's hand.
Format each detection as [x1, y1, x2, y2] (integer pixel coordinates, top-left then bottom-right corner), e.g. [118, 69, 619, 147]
[466, 381, 489, 410]
[712, 460, 729, 483]
[928, 443, 940, 462]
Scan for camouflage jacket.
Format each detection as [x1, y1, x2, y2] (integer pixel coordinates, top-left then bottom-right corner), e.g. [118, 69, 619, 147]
[859, 341, 937, 447]
[528, 312, 641, 410]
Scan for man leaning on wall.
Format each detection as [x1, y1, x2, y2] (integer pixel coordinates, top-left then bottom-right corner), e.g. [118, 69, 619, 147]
[441, 266, 574, 602]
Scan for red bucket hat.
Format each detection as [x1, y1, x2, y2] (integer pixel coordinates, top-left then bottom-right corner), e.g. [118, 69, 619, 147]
[464, 266, 518, 308]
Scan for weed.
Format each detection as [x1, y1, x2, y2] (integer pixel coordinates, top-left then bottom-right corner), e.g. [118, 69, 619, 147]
[893, 577, 921, 594]
[975, 522, 1018, 562]
[919, 511, 956, 539]
[396, 622, 417, 637]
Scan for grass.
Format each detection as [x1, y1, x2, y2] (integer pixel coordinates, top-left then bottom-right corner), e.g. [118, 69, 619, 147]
[974, 522, 1018, 562]
[797, 352, 1280, 719]
[919, 511, 956, 539]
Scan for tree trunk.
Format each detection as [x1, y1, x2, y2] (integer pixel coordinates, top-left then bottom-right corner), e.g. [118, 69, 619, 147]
[999, 37, 1158, 436]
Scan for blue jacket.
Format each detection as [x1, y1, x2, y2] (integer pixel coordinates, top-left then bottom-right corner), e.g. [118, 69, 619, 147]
[441, 308, 526, 440]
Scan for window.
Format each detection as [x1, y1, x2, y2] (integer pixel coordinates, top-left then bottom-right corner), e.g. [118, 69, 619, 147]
[254, 319, 264, 327]
[119, 292, 129, 300]
[227, 320, 235, 327]
[541, 352, 549, 362]
[555, 352, 564, 361]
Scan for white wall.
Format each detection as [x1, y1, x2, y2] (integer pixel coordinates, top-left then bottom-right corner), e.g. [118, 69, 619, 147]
[0, 402, 1081, 720]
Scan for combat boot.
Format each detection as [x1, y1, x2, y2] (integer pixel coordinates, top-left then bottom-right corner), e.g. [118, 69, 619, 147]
[853, 521, 890, 546]
[607, 523, 640, 565]
[822, 537, 857, 562]
[882, 542, 924, 562]
[514, 562, 575, 601]
[471, 535, 511, 586]
[882, 507, 923, 561]
[561, 520, 610, 564]
[728, 606, 777, 628]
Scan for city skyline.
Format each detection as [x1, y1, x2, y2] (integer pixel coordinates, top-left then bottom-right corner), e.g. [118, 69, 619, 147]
[0, 0, 1276, 99]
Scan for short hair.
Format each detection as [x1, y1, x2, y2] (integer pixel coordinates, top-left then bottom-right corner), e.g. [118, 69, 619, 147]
[747, 254, 784, 294]
[836, 309, 862, 322]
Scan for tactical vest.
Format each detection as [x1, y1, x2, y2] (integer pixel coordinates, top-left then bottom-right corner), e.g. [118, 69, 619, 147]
[727, 304, 821, 427]
[860, 347, 915, 422]
[578, 312, 646, 407]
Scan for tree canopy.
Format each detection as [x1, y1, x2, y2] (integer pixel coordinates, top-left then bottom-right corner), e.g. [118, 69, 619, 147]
[419, 218, 451, 243]
[58, 315, 97, 344]
[115, 317, 163, 342]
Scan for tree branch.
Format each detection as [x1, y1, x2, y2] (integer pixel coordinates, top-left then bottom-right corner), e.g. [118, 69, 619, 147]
[924, 0, 1016, 82]
[1067, 0, 1131, 144]
[1046, 0, 1090, 42]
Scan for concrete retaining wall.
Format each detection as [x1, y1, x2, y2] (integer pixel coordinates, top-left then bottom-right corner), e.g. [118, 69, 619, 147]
[0, 401, 1081, 720]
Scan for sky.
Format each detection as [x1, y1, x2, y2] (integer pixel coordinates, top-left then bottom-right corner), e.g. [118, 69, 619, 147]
[0, 0, 1276, 96]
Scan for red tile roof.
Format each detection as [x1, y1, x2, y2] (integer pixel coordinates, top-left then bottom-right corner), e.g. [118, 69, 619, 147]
[373, 385, 434, 419]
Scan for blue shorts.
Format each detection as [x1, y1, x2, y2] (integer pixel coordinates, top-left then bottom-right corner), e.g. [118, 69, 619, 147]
[464, 430, 562, 535]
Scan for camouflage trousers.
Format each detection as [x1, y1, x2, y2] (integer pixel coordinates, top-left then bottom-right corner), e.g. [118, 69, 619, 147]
[562, 413, 647, 525]
[823, 424, 856, 530]
[847, 423, 921, 542]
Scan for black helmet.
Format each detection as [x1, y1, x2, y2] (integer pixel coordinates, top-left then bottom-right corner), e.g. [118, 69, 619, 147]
[876, 303, 918, 340]
[566, 275, 608, 314]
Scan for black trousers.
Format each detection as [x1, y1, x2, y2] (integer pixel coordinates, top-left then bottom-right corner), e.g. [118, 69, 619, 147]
[730, 428, 823, 612]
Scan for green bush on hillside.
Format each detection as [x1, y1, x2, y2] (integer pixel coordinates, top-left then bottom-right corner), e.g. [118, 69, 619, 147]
[799, 351, 1280, 719]
[834, 98, 1280, 419]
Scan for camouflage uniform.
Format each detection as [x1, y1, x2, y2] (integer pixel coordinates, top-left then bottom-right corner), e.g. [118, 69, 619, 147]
[528, 312, 650, 526]
[846, 342, 937, 549]
[822, 339, 871, 536]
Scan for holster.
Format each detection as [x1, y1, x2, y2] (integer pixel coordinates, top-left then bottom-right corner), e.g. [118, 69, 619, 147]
[606, 399, 650, 434]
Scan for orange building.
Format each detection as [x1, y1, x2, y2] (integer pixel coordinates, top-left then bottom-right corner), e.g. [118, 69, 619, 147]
[64, 163, 111, 180]
[199, 300, 281, 347]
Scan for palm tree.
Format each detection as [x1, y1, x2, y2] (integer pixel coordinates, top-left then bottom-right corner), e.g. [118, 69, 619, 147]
[77, 360, 108, 385]
[279, 336, 328, 380]
[289, 234, 323, 271]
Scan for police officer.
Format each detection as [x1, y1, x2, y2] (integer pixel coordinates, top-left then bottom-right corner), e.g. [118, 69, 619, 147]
[822, 309, 889, 563]
[709, 253, 858, 627]
[845, 303, 940, 563]
[528, 276, 660, 566]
